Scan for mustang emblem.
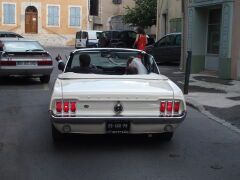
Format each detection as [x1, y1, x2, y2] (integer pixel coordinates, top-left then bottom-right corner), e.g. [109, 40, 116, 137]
[114, 102, 123, 114]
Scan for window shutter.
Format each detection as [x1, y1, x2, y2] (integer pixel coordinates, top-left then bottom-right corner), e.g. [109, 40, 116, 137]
[70, 7, 80, 26]
[48, 6, 59, 26]
[75, 7, 80, 26]
[9, 5, 15, 24]
[56, 7, 59, 25]
[48, 7, 53, 25]
[3, 4, 15, 24]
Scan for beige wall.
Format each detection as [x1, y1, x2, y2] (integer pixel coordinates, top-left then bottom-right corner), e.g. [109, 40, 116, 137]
[156, 0, 182, 39]
[92, 0, 135, 30]
[0, 0, 89, 35]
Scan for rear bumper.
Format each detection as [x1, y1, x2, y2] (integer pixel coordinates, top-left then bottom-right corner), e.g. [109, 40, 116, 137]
[0, 66, 53, 76]
[50, 111, 187, 134]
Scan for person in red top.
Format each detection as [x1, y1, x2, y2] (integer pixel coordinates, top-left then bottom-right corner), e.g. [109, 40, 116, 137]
[134, 27, 148, 51]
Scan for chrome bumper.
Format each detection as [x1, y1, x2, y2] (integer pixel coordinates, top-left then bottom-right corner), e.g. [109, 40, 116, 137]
[0, 66, 53, 76]
[50, 111, 187, 124]
[50, 111, 187, 134]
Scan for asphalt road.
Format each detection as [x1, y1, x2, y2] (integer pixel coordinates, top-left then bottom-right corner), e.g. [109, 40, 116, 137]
[0, 47, 239, 180]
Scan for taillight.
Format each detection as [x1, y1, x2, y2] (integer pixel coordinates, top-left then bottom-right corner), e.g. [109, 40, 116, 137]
[0, 61, 16, 66]
[63, 102, 69, 112]
[70, 102, 76, 112]
[56, 101, 62, 113]
[55, 100, 77, 114]
[167, 101, 173, 112]
[160, 100, 181, 116]
[160, 101, 166, 113]
[38, 60, 52, 66]
[174, 101, 180, 112]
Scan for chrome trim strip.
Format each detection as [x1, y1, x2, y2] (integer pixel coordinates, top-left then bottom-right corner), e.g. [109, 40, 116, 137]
[49, 111, 187, 124]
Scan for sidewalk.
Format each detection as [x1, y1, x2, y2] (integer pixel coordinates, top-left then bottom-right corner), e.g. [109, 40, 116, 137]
[159, 65, 240, 132]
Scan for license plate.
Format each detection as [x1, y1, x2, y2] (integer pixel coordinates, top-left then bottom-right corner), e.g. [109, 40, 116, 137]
[16, 61, 37, 66]
[106, 120, 130, 134]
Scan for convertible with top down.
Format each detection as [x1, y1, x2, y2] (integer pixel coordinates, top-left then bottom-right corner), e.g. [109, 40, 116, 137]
[49, 48, 186, 141]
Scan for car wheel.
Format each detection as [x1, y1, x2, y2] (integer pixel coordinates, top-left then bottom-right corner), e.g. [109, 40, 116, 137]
[160, 132, 174, 141]
[52, 124, 64, 142]
[40, 75, 50, 83]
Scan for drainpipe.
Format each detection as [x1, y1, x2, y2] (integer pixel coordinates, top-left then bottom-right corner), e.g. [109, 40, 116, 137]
[180, 0, 185, 71]
[156, 0, 161, 40]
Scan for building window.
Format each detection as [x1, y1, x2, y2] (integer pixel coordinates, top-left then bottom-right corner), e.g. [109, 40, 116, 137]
[47, 5, 60, 27]
[69, 6, 81, 27]
[90, 0, 99, 16]
[170, 18, 182, 33]
[112, 0, 122, 4]
[207, 9, 222, 54]
[3, 3, 16, 25]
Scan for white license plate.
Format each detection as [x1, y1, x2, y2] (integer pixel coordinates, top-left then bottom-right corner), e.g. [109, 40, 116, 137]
[16, 61, 37, 66]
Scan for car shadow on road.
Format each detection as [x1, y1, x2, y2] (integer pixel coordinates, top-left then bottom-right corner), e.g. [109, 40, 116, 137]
[52, 134, 173, 151]
[0, 76, 42, 86]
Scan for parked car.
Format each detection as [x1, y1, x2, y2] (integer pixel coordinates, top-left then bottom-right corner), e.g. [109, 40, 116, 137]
[0, 31, 23, 38]
[0, 38, 53, 83]
[49, 48, 186, 141]
[98, 30, 155, 48]
[145, 33, 181, 64]
[75, 30, 102, 48]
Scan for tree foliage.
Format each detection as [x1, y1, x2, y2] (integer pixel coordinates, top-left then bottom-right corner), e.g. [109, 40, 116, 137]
[123, 0, 157, 28]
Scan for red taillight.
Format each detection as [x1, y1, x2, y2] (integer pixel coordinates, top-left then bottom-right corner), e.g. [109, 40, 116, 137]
[70, 102, 76, 112]
[167, 101, 173, 112]
[55, 100, 77, 113]
[56, 101, 62, 113]
[174, 101, 180, 112]
[0, 61, 16, 66]
[160, 100, 181, 115]
[63, 102, 69, 112]
[38, 60, 52, 66]
[160, 101, 166, 113]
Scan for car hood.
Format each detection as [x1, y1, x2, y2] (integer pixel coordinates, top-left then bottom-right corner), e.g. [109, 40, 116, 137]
[58, 73, 174, 100]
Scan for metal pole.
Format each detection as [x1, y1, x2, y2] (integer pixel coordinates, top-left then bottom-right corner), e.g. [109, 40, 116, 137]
[184, 51, 192, 95]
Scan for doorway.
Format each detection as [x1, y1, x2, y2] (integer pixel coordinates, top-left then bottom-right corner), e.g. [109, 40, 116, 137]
[205, 8, 222, 71]
[25, 6, 38, 34]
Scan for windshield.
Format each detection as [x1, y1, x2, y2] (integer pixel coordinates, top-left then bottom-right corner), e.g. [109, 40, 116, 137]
[3, 41, 44, 52]
[65, 50, 159, 75]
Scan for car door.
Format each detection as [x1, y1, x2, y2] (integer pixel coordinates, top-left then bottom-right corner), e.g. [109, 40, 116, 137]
[128, 31, 137, 48]
[151, 36, 168, 63]
[81, 31, 88, 48]
[117, 31, 128, 48]
[165, 34, 178, 63]
[171, 34, 181, 63]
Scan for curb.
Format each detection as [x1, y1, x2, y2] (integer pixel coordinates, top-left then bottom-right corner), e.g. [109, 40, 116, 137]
[186, 97, 240, 135]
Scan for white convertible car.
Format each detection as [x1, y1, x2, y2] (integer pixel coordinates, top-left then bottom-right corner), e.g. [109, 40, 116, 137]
[49, 48, 186, 141]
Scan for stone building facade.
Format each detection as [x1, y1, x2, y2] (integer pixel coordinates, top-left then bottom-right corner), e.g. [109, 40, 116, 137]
[0, 0, 89, 46]
[156, 0, 183, 39]
[90, 0, 135, 31]
[183, 0, 240, 80]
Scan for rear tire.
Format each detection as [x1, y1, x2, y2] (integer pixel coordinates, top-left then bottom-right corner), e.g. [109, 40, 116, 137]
[40, 75, 50, 83]
[160, 132, 174, 142]
[52, 124, 64, 142]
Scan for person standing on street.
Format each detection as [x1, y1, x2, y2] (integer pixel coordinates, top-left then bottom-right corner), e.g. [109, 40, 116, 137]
[134, 27, 148, 51]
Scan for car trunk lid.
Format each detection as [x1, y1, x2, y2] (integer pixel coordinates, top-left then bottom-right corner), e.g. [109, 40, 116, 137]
[59, 73, 174, 117]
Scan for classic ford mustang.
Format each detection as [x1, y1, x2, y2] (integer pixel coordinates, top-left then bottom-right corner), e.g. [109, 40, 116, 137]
[49, 48, 186, 141]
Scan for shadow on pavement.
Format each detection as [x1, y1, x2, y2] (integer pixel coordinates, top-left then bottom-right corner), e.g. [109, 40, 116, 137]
[52, 134, 171, 151]
[0, 76, 42, 86]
